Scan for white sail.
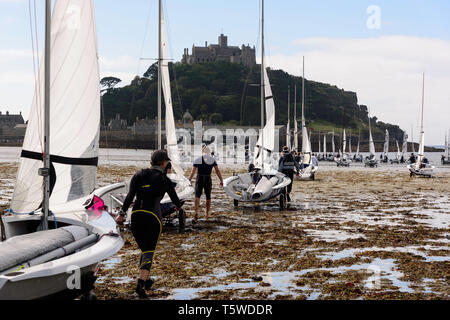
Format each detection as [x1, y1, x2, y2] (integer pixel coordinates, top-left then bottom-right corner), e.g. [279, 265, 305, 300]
[12, 0, 100, 213]
[445, 130, 449, 158]
[323, 134, 327, 156]
[342, 129, 347, 155]
[415, 73, 426, 169]
[369, 118, 376, 155]
[402, 132, 408, 155]
[254, 65, 275, 171]
[349, 131, 352, 157]
[161, 5, 184, 178]
[356, 132, 360, 155]
[383, 130, 389, 155]
[293, 85, 298, 151]
[318, 132, 321, 154]
[396, 140, 401, 159]
[332, 130, 335, 154]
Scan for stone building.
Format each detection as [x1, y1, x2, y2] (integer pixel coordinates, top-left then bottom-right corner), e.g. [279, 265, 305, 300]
[182, 34, 256, 68]
[0, 111, 25, 127]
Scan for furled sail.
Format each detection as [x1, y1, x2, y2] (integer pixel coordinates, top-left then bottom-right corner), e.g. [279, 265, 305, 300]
[160, 5, 184, 178]
[12, 0, 100, 213]
[254, 65, 275, 171]
[383, 130, 389, 155]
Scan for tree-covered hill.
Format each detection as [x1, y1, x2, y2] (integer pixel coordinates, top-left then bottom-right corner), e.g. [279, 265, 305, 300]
[101, 61, 405, 143]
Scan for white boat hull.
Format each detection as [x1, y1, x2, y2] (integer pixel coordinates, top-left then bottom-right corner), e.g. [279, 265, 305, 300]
[407, 164, 435, 177]
[0, 184, 125, 300]
[223, 171, 291, 203]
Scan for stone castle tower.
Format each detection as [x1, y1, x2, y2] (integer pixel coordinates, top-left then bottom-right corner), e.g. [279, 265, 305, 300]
[182, 34, 256, 68]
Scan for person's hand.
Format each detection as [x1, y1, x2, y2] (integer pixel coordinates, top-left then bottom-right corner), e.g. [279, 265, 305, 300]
[115, 214, 125, 225]
[115, 209, 126, 225]
[175, 207, 182, 212]
[219, 181, 224, 188]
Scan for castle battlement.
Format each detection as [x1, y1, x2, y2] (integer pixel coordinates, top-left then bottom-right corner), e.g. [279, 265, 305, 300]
[182, 34, 256, 68]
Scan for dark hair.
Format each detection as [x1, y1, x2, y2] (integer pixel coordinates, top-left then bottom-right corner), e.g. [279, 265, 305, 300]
[151, 150, 170, 166]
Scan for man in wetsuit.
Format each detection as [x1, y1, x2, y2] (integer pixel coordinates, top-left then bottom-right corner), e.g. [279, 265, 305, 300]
[278, 146, 300, 202]
[115, 150, 182, 298]
[188, 146, 223, 222]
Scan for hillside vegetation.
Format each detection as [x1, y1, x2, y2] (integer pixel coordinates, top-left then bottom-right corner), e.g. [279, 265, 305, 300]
[101, 61, 405, 143]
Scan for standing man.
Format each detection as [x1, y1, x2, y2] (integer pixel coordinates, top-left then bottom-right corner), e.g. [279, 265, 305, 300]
[115, 150, 183, 298]
[188, 146, 223, 222]
[279, 146, 300, 202]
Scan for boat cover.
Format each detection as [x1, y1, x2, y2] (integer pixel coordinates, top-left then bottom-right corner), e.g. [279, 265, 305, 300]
[0, 226, 88, 273]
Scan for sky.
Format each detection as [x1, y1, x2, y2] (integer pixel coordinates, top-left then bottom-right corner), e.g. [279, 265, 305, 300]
[0, 0, 449, 145]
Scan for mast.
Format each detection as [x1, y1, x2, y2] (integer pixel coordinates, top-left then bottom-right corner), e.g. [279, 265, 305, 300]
[294, 84, 297, 151]
[41, 0, 52, 231]
[157, 0, 162, 150]
[287, 85, 290, 150]
[301, 56, 305, 128]
[260, 0, 265, 167]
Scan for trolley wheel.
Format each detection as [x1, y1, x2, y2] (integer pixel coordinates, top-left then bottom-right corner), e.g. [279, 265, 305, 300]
[279, 193, 287, 210]
[234, 199, 239, 207]
[178, 209, 186, 232]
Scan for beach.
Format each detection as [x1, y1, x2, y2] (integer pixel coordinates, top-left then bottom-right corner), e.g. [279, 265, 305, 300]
[1, 158, 449, 300]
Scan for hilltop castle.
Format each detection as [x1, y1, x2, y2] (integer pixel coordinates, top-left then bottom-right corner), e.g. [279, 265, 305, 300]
[182, 34, 256, 68]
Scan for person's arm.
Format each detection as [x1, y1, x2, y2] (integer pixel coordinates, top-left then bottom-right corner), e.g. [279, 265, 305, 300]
[214, 165, 223, 187]
[122, 174, 137, 212]
[278, 156, 284, 172]
[188, 167, 197, 184]
[116, 174, 137, 224]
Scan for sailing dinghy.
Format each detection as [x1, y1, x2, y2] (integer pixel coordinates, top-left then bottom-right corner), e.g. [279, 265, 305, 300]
[0, 0, 124, 300]
[407, 74, 435, 177]
[336, 129, 351, 167]
[297, 57, 318, 180]
[223, 0, 290, 208]
[364, 113, 378, 168]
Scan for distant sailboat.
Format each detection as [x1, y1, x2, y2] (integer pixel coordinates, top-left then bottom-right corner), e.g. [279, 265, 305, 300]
[407, 73, 434, 177]
[365, 111, 378, 167]
[443, 130, 450, 165]
[298, 56, 318, 180]
[382, 129, 389, 163]
[336, 129, 351, 167]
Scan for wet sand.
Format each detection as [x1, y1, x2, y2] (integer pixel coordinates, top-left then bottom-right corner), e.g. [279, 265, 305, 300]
[1, 163, 449, 300]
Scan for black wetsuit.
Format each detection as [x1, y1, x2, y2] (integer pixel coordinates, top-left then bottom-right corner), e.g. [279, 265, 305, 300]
[193, 155, 217, 200]
[122, 167, 182, 271]
[278, 153, 300, 193]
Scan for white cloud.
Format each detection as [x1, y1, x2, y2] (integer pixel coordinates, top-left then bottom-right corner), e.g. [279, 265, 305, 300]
[266, 36, 450, 145]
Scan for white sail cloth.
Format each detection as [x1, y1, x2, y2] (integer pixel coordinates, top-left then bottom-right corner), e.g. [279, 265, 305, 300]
[12, 0, 100, 213]
[160, 5, 184, 179]
[254, 65, 275, 171]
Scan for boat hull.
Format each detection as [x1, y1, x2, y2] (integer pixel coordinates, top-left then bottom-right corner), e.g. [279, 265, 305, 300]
[407, 164, 435, 177]
[223, 171, 291, 203]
